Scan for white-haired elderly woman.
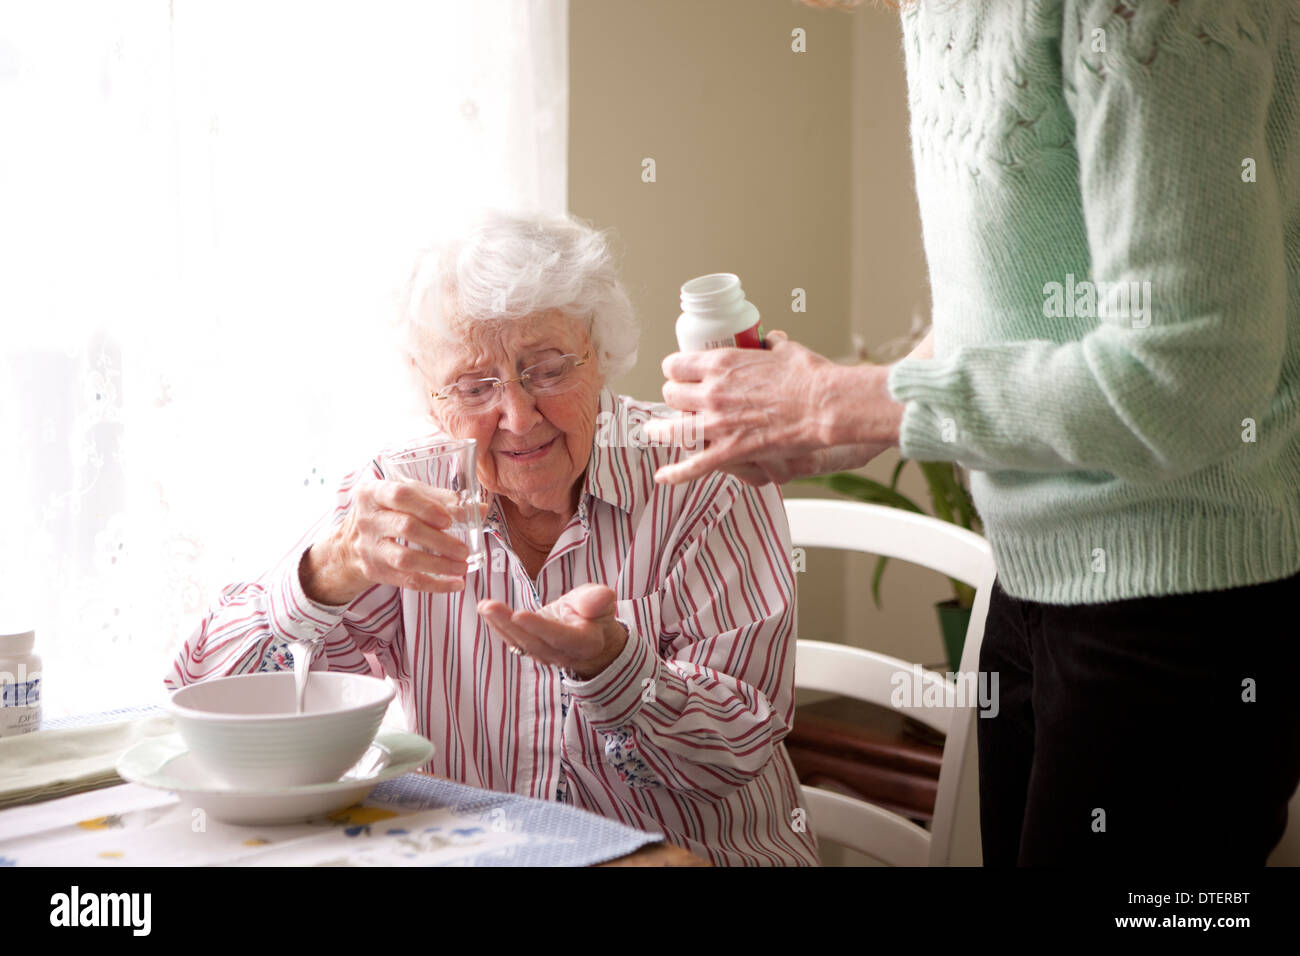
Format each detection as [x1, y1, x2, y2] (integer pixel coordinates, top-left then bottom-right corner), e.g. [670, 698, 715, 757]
[165, 210, 820, 867]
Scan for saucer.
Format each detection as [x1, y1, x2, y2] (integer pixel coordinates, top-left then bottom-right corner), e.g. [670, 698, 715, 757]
[116, 728, 435, 825]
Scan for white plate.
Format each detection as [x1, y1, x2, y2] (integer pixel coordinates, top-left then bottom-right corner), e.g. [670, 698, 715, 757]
[116, 728, 435, 825]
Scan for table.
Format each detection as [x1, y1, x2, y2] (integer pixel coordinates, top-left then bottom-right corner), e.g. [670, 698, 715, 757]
[413, 770, 713, 866]
[1, 705, 709, 867]
[597, 841, 712, 866]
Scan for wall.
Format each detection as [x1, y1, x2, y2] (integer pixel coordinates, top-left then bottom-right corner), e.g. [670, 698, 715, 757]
[569, 0, 855, 659]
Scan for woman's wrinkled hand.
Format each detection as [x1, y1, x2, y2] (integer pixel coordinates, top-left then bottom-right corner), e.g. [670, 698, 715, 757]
[300, 478, 479, 605]
[721, 442, 892, 487]
[478, 583, 629, 681]
[644, 328, 906, 485]
[643, 330, 834, 485]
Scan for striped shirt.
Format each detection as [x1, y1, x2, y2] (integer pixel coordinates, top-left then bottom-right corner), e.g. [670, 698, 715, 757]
[165, 386, 821, 866]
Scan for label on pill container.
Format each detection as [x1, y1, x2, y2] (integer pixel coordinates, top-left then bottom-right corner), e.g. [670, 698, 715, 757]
[0, 678, 41, 736]
[702, 321, 765, 350]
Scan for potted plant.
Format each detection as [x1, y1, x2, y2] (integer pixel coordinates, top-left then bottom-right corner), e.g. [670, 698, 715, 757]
[795, 326, 981, 672]
[797, 461, 980, 673]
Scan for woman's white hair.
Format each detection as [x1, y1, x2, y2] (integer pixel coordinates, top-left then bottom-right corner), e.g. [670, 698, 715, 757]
[397, 209, 638, 394]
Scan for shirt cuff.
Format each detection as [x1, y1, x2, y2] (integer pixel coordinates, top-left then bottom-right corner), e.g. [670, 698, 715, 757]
[271, 547, 349, 644]
[561, 616, 659, 733]
[887, 357, 963, 463]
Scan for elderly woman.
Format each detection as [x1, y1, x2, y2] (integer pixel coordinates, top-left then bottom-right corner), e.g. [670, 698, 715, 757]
[164, 209, 820, 867]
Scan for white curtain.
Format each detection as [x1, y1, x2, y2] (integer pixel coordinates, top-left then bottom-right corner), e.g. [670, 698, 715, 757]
[0, 0, 569, 719]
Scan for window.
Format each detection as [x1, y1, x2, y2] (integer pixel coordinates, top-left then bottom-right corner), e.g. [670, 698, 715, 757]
[0, 0, 568, 718]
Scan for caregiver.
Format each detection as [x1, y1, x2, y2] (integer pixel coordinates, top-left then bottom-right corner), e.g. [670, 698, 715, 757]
[647, 0, 1300, 866]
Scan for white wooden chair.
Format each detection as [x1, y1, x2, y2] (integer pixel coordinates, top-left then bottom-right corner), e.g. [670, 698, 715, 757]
[784, 497, 997, 866]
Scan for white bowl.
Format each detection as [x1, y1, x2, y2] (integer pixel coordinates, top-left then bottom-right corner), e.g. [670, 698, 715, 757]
[164, 672, 396, 789]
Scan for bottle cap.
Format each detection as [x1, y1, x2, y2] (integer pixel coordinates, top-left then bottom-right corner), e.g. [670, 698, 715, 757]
[0, 631, 36, 655]
[680, 273, 748, 318]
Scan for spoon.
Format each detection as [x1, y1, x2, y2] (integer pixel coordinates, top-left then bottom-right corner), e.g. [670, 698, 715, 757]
[289, 638, 319, 715]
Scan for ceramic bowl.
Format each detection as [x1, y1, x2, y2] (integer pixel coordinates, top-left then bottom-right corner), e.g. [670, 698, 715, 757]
[165, 672, 395, 789]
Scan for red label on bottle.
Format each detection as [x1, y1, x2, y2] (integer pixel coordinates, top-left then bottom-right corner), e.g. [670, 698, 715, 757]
[733, 322, 764, 349]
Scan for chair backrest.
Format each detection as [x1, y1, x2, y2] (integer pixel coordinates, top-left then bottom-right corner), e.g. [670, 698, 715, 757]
[784, 497, 997, 866]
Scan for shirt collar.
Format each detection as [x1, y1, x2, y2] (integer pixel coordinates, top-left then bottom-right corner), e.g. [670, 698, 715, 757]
[579, 384, 639, 515]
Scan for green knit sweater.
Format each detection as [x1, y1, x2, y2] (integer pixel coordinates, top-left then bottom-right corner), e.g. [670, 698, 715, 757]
[886, 0, 1300, 605]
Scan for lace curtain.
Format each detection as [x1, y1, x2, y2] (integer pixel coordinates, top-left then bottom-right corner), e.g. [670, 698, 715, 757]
[0, 0, 569, 719]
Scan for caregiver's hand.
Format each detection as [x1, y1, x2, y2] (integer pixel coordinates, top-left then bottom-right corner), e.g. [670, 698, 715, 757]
[300, 479, 477, 605]
[645, 329, 905, 485]
[478, 584, 629, 680]
[721, 442, 892, 487]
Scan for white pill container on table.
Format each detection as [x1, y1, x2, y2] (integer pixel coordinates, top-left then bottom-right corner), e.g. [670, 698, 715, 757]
[0, 628, 41, 737]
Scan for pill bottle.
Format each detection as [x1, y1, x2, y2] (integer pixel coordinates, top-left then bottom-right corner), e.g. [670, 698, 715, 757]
[0, 629, 42, 737]
[677, 273, 765, 351]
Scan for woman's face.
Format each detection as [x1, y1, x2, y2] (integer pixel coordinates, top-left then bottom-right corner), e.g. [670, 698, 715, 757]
[416, 311, 603, 516]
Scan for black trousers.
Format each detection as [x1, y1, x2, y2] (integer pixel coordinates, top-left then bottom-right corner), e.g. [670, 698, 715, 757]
[977, 567, 1300, 866]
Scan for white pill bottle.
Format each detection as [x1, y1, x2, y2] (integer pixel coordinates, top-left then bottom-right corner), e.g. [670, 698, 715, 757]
[0, 628, 41, 737]
[676, 273, 765, 351]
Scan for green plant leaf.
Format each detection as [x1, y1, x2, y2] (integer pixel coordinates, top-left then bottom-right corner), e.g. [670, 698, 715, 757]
[917, 462, 982, 605]
[887, 458, 907, 492]
[794, 473, 925, 514]
[871, 553, 889, 610]
[917, 462, 954, 523]
[952, 470, 979, 533]
[795, 464, 981, 610]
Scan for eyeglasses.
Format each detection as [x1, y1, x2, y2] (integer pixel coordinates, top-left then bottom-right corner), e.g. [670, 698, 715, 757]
[432, 350, 591, 412]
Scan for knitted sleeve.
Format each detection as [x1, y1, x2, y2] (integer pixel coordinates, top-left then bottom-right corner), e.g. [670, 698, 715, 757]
[887, 0, 1289, 485]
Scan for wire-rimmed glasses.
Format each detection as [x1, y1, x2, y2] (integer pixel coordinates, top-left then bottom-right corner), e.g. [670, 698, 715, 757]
[432, 351, 590, 412]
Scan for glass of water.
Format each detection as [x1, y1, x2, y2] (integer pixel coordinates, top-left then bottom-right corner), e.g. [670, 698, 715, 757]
[379, 437, 487, 574]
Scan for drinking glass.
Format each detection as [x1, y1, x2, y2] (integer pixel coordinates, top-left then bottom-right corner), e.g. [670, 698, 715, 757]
[378, 438, 486, 574]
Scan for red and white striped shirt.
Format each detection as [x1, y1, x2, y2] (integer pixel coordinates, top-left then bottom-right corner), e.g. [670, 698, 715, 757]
[165, 386, 820, 866]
